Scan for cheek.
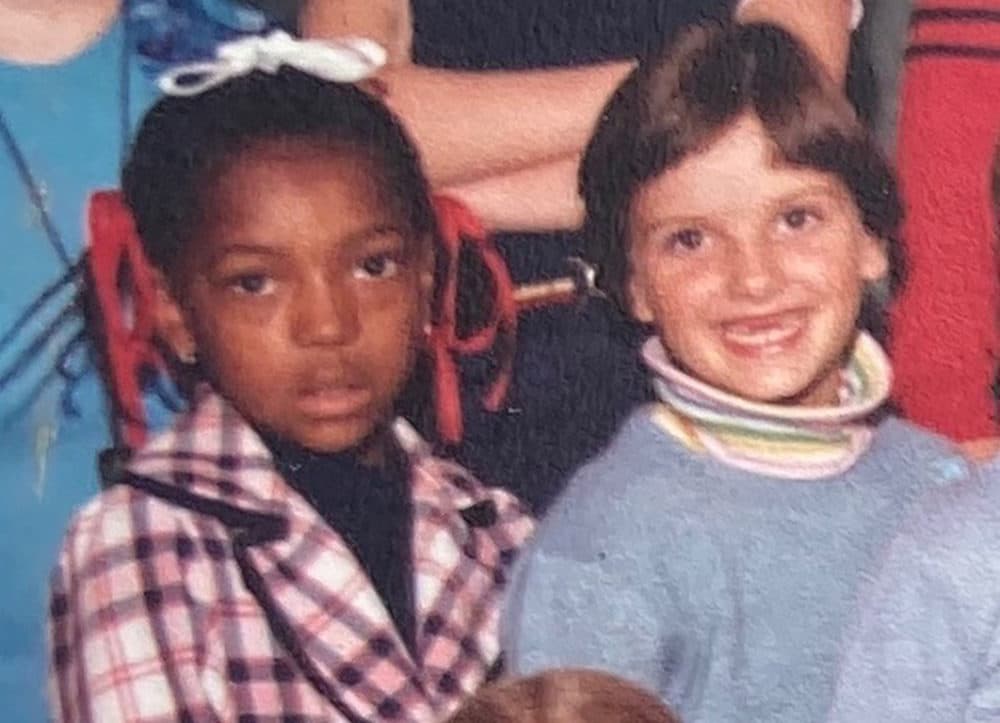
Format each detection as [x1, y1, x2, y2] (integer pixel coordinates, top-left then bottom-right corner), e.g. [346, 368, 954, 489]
[199, 326, 288, 394]
[356, 292, 423, 381]
[788, 244, 868, 301]
[186, 293, 289, 382]
[360, 278, 424, 334]
[643, 262, 718, 324]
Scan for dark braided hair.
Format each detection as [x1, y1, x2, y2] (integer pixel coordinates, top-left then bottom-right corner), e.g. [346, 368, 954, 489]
[123, 66, 438, 280]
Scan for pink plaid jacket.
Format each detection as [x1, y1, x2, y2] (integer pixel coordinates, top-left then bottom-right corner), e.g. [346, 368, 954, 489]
[48, 393, 534, 722]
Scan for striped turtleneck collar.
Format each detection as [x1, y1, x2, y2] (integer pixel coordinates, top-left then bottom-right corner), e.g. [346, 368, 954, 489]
[643, 331, 893, 480]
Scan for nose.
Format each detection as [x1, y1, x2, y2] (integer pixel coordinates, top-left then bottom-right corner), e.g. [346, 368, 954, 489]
[726, 236, 783, 300]
[290, 273, 361, 347]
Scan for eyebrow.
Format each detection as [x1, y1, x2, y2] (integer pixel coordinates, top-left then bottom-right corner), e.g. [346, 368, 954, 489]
[211, 225, 409, 259]
[775, 182, 841, 203]
[633, 214, 712, 242]
[346, 224, 409, 246]
[212, 243, 287, 258]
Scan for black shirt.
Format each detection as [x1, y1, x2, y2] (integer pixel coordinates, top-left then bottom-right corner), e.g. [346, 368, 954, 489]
[265, 434, 418, 654]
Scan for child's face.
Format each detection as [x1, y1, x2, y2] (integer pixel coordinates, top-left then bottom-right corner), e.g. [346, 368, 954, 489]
[158, 141, 432, 452]
[627, 114, 887, 406]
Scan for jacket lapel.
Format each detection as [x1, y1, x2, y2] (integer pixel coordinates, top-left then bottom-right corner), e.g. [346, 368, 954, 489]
[408, 454, 516, 702]
[241, 493, 435, 722]
[393, 420, 502, 665]
[126, 394, 525, 721]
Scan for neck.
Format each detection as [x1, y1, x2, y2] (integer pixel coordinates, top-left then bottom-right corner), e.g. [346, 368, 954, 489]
[265, 423, 400, 474]
[0, 0, 121, 65]
[353, 425, 397, 470]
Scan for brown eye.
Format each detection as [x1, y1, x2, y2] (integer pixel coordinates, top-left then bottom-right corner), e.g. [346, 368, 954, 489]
[229, 273, 274, 295]
[667, 228, 705, 251]
[355, 253, 401, 280]
[780, 206, 820, 231]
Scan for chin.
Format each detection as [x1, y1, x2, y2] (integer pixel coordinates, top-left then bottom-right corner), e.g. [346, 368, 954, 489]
[725, 386, 800, 405]
[729, 370, 840, 407]
[713, 370, 822, 406]
[291, 420, 378, 455]
[740, 387, 814, 406]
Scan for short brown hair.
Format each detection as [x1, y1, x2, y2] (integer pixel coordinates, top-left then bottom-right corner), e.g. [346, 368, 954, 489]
[445, 669, 680, 723]
[581, 20, 904, 328]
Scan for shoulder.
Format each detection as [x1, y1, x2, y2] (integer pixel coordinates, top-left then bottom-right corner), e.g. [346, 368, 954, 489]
[500, 411, 707, 666]
[568, 404, 695, 488]
[566, 405, 693, 490]
[414, 453, 536, 552]
[871, 416, 974, 485]
[55, 482, 228, 613]
[62, 484, 188, 558]
[874, 415, 958, 452]
[49, 483, 229, 721]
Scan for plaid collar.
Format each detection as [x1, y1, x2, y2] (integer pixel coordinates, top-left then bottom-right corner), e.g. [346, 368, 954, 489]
[128, 390, 492, 517]
[124, 391, 532, 721]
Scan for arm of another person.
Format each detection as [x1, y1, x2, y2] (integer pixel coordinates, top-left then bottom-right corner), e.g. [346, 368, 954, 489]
[437, 0, 859, 231]
[301, 0, 859, 230]
[446, 156, 585, 232]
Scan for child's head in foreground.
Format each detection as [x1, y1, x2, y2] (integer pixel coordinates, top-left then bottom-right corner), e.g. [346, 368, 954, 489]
[123, 67, 437, 454]
[582, 21, 903, 408]
[446, 669, 680, 723]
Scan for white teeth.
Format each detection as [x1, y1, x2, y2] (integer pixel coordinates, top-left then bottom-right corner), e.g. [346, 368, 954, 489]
[723, 323, 800, 347]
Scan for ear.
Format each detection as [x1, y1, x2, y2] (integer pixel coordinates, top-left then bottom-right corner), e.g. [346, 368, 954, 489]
[418, 240, 435, 295]
[417, 237, 435, 328]
[153, 271, 196, 363]
[858, 229, 890, 283]
[627, 267, 656, 325]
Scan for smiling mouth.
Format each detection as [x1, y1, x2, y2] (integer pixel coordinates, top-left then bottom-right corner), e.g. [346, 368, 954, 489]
[296, 385, 373, 419]
[719, 310, 807, 355]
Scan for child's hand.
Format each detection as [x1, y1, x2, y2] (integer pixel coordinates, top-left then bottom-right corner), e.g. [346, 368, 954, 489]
[960, 437, 1000, 463]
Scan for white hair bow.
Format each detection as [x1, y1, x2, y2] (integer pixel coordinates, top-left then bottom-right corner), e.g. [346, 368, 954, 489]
[159, 30, 387, 97]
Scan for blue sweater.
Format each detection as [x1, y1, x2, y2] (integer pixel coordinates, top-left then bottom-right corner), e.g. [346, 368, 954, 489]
[828, 455, 1000, 722]
[502, 406, 972, 723]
